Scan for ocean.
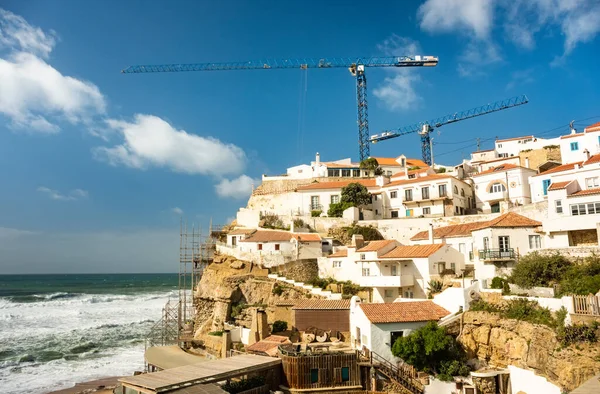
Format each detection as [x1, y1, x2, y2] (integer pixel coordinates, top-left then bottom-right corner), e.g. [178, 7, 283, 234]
[0, 274, 178, 394]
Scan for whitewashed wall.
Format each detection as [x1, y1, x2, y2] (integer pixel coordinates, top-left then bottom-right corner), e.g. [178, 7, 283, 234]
[508, 365, 561, 394]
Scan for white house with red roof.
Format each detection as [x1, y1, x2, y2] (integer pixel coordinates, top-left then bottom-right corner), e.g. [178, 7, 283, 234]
[349, 297, 450, 363]
[320, 236, 465, 302]
[472, 163, 537, 213]
[559, 122, 600, 165]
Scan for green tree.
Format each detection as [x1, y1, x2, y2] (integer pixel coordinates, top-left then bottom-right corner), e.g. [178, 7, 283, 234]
[509, 252, 571, 288]
[340, 183, 372, 207]
[391, 322, 469, 379]
[359, 158, 382, 177]
[328, 201, 354, 217]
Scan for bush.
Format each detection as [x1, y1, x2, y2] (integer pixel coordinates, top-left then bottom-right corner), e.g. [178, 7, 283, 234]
[272, 320, 288, 333]
[509, 252, 572, 288]
[293, 218, 307, 228]
[470, 299, 560, 329]
[391, 322, 469, 377]
[311, 210, 322, 217]
[262, 213, 288, 230]
[345, 225, 383, 241]
[490, 277, 505, 289]
[435, 167, 447, 173]
[557, 255, 600, 296]
[223, 376, 265, 394]
[208, 331, 224, 336]
[341, 281, 365, 296]
[230, 302, 246, 318]
[428, 280, 443, 294]
[559, 323, 599, 346]
[272, 283, 284, 296]
[328, 201, 354, 217]
[341, 183, 372, 207]
[307, 277, 333, 289]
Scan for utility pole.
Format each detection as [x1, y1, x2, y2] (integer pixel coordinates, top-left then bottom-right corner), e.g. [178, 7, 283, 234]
[430, 137, 434, 167]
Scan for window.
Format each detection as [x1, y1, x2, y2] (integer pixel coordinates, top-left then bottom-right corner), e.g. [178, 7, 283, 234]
[372, 194, 378, 201]
[384, 289, 394, 298]
[391, 210, 399, 218]
[375, 209, 378, 215]
[491, 202, 500, 213]
[422, 187, 430, 199]
[498, 144, 503, 148]
[439, 184, 447, 197]
[571, 142, 579, 151]
[352, 169, 360, 177]
[327, 169, 336, 177]
[363, 171, 369, 177]
[491, 183, 506, 193]
[498, 236, 510, 251]
[232, 236, 237, 247]
[362, 267, 370, 276]
[332, 261, 342, 268]
[311, 196, 320, 210]
[310, 369, 319, 383]
[400, 158, 406, 167]
[423, 207, 431, 215]
[360, 253, 366, 260]
[390, 191, 398, 199]
[390, 331, 404, 347]
[542, 179, 551, 196]
[404, 290, 414, 298]
[258, 244, 263, 251]
[571, 202, 600, 215]
[342, 169, 351, 177]
[529, 235, 541, 249]
[586, 177, 600, 189]
[408, 174, 416, 179]
[450, 263, 456, 273]
[341, 367, 350, 382]
[483, 237, 489, 250]
[556, 200, 563, 214]
[460, 188, 465, 197]
[331, 195, 340, 204]
[405, 189, 413, 201]
[454, 185, 459, 194]
[437, 262, 446, 274]
[391, 265, 398, 276]
[275, 244, 280, 251]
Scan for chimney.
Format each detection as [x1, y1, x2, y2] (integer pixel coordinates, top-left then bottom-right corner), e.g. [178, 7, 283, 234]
[404, 167, 409, 178]
[352, 234, 365, 249]
[376, 176, 390, 186]
[575, 163, 580, 170]
[315, 152, 320, 167]
[584, 149, 591, 160]
[525, 157, 530, 169]
[428, 223, 434, 244]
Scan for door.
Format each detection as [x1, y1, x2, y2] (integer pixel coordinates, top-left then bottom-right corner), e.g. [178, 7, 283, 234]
[231, 236, 237, 247]
[491, 202, 500, 213]
[483, 237, 489, 250]
[542, 179, 551, 196]
[405, 209, 413, 217]
[391, 265, 398, 276]
[498, 236, 510, 251]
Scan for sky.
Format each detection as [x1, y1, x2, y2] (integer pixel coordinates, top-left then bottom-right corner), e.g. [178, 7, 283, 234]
[1, 0, 599, 273]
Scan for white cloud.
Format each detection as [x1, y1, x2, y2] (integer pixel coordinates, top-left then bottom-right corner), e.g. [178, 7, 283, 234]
[215, 175, 257, 199]
[37, 186, 89, 201]
[93, 114, 246, 176]
[373, 35, 422, 111]
[506, 68, 535, 90]
[0, 9, 106, 133]
[171, 207, 184, 215]
[0, 227, 37, 239]
[418, 0, 494, 39]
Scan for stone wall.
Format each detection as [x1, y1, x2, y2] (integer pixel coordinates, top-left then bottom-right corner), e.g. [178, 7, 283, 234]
[537, 246, 600, 260]
[458, 311, 600, 391]
[272, 259, 319, 282]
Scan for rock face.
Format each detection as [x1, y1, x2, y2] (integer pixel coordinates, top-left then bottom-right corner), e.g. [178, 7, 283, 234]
[459, 311, 600, 392]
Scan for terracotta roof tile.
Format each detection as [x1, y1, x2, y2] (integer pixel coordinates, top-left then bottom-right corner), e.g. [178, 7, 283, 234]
[406, 159, 429, 168]
[292, 299, 351, 310]
[371, 157, 401, 166]
[585, 122, 600, 133]
[571, 187, 600, 197]
[291, 233, 322, 242]
[296, 179, 377, 191]
[411, 222, 484, 241]
[359, 301, 449, 323]
[246, 335, 291, 356]
[325, 162, 360, 168]
[561, 133, 584, 139]
[329, 249, 348, 258]
[380, 244, 444, 258]
[357, 240, 397, 252]
[480, 212, 541, 228]
[473, 164, 529, 177]
[228, 228, 257, 236]
[584, 154, 600, 166]
[496, 135, 535, 143]
[548, 181, 573, 191]
[385, 174, 454, 187]
[239, 230, 293, 243]
[534, 161, 583, 177]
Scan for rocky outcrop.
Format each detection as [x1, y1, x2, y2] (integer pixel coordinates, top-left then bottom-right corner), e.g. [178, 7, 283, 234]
[459, 311, 600, 392]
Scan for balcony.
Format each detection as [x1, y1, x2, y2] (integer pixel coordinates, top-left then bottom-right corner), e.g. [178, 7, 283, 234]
[359, 274, 414, 288]
[478, 248, 516, 262]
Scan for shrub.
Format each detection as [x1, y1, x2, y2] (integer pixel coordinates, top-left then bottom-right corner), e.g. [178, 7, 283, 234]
[208, 331, 224, 336]
[490, 277, 505, 289]
[557, 255, 600, 296]
[328, 201, 354, 217]
[559, 323, 599, 346]
[311, 210, 322, 217]
[230, 302, 246, 318]
[435, 167, 447, 173]
[470, 299, 562, 329]
[272, 320, 288, 333]
[341, 281, 364, 296]
[293, 218, 307, 228]
[262, 213, 287, 230]
[223, 376, 266, 394]
[308, 277, 333, 289]
[272, 283, 284, 296]
[345, 225, 384, 241]
[509, 252, 572, 288]
[341, 183, 372, 207]
[428, 280, 443, 298]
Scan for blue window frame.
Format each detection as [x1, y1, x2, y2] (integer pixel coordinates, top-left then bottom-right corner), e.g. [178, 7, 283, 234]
[571, 142, 579, 151]
[543, 179, 551, 196]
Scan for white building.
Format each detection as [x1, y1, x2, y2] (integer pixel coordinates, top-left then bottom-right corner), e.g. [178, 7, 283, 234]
[410, 212, 543, 283]
[218, 229, 323, 267]
[472, 164, 536, 213]
[559, 122, 600, 165]
[349, 297, 449, 363]
[494, 135, 560, 158]
[296, 178, 379, 216]
[540, 154, 600, 247]
[320, 237, 466, 301]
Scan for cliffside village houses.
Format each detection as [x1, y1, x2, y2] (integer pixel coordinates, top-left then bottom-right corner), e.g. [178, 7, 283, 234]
[217, 121, 600, 299]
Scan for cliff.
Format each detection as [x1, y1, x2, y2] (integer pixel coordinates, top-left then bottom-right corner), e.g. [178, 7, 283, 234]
[458, 311, 600, 392]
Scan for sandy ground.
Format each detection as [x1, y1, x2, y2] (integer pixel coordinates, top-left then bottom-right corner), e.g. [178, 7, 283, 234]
[46, 376, 123, 394]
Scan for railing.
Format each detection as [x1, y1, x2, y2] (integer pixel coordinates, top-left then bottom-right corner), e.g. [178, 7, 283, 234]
[362, 350, 423, 394]
[478, 248, 515, 260]
[573, 295, 600, 315]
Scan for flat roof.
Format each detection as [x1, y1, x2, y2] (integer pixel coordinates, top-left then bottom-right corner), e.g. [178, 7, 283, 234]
[145, 346, 207, 370]
[120, 354, 281, 392]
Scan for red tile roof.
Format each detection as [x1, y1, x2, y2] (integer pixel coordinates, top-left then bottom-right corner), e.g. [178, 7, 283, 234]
[561, 133, 584, 139]
[473, 164, 529, 177]
[291, 233, 322, 242]
[411, 222, 485, 241]
[534, 161, 583, 177]
[228, 228, 257, 236]
[481, 212, 541, 228]
[380, 244, 444, 258]
[292, 299, 351, 310]
[328, 249, 348, 258]
[296, 179, 377, 191]
[585, 122, 600, 133]
[246, 335, 291, 356]
[371, 157, 428, 168]
[406, 158, 429, 168]
[584, 154, 600, 166]
[548, 181, 573, 191]
[240, 230, 319, 243]
[385, 174, 454, 187]
[496, 135, 534, 143]
[359, 301, 449, 323]
[356, 240, 397, 252]
[571, 187, 600, 197]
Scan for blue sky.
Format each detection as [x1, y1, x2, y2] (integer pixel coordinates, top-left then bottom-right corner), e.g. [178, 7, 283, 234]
[1, 0, 599, 273]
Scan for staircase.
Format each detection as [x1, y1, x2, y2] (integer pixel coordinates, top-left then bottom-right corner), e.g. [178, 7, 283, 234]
[359, 350, 424, 394]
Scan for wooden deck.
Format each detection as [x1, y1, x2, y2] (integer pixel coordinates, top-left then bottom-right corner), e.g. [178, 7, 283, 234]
[120, 354, 281, 393]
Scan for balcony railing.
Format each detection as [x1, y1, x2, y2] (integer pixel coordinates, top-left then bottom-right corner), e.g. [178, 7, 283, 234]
[478, 248, 516, 261]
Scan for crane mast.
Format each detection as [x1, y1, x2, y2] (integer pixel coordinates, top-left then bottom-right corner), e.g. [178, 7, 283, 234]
[122, 56, 439, 161]
[370, 95, 530, 165]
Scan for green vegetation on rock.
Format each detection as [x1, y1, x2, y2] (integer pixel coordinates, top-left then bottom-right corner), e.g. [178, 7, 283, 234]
[272, 320, 288, 333]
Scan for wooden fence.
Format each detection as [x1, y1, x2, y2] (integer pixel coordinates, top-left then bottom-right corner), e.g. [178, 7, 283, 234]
[573, 295, 600, 315]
